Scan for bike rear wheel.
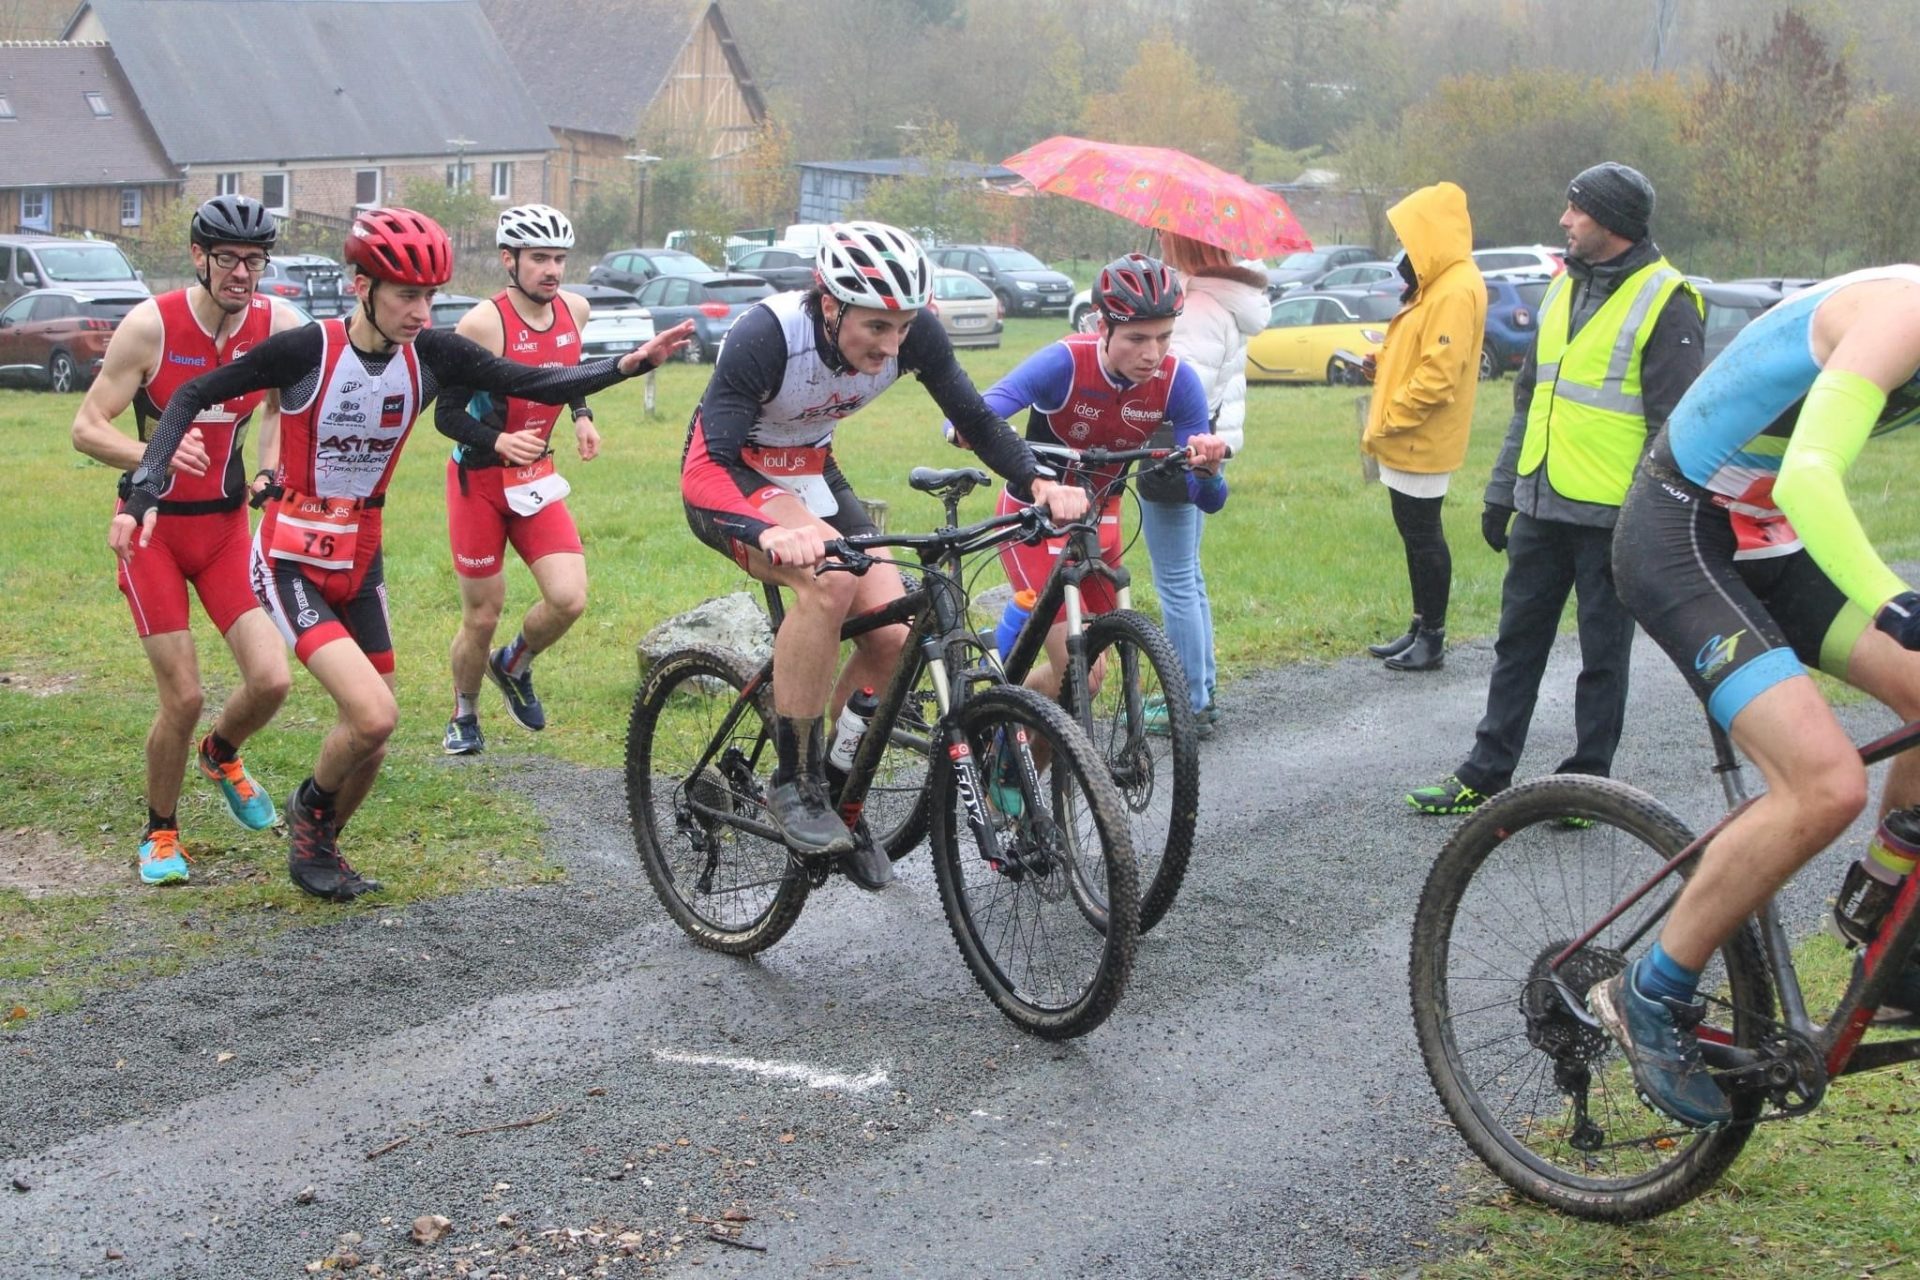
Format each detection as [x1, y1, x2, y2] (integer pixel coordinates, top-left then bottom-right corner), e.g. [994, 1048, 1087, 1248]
[929, 684, 1138, 1039]
[625, 647, 808, 954]
[1075, 609, 1199, 933]
[1409, 776, 1772, 1221]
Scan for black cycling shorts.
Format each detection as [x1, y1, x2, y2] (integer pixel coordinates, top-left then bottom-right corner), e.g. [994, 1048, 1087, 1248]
[685, 473, 878, 571]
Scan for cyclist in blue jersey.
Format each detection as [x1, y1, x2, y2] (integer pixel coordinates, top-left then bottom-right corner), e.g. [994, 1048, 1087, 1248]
[1593, 266, 1920, 1127]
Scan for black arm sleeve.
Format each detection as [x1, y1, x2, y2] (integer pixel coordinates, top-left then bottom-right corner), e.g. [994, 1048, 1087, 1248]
[126, 325, 324, 512]
[1638, 290, 1707, 431]
[417, 327, 644, 407]
[900, 313, 1039, 498]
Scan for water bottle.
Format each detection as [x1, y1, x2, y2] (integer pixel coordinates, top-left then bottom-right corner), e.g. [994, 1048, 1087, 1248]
[1834, 806, 1920, 946]
[828, 686, 881, 773]
[995, 589, 1039, 662]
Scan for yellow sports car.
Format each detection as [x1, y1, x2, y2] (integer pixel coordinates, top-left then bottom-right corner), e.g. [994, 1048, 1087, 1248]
[1245, 289, 1399, 385]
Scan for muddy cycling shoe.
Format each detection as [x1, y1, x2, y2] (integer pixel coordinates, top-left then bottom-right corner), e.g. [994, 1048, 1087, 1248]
[767, 774, 855, 857]
[1589, 968, 1731, 1129]
[838, 819, 894, 892]
[287, 786, 383, 903]
[1406, 774, 1489, 816]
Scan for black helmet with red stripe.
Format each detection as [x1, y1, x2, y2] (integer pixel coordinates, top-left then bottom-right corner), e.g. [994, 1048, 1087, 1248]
[1094, 253, 1183, 324]
[345, 207, 453, 287]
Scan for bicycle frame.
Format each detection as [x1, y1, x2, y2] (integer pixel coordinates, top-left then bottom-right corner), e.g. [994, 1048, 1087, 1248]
[1550, 714, 1920, 1094]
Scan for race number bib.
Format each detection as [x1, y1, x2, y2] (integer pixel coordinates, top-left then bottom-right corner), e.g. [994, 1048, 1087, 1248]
[268, 490, 360, 572]
[504, 455, 572, 517]
[741, 445, 836, 517]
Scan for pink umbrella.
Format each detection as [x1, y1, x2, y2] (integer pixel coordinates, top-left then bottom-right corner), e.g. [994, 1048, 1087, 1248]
[1001, 135, 1312, 259]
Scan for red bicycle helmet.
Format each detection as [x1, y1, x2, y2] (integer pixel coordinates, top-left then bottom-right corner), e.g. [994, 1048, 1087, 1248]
[345, 207, 453, 287]
[1094, 252, 1183, 323]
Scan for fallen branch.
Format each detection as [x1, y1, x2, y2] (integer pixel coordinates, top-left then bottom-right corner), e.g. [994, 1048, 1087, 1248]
[364, 1135, 413, 1160]
[707, 1230, 766, 1252]
[455, 1109, 560, 1138]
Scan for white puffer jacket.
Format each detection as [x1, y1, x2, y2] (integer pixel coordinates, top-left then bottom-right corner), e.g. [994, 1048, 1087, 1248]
[1171, 268, 1272, 455]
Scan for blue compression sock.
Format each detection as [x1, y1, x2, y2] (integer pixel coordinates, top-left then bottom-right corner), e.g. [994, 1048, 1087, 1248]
[1634, 941, 1701, 1004]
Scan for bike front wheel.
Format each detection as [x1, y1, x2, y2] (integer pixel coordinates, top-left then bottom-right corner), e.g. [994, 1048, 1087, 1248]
[929, 684, 1139, 1039]
[625, 647, 809, 955]
[1076, 609, 1200, 933]
[1409, 775, 1773, 1221]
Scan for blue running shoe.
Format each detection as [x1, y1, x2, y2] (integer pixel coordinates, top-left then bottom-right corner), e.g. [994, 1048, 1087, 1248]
[487, 647, 546, 731]
[197, 738, 277, 830]
[1589, 966, 1732, 1129]
[443, 714, 485, 756]
[138, 827, 189, 886]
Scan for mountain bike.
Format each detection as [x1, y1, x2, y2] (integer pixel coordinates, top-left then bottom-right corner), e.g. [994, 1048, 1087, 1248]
[1410, 713, 1920, 1220]
[625, 471, 1139, 1039]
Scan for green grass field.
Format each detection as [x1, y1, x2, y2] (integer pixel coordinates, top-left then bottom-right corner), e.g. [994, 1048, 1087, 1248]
[6, 315, 1920, 1276]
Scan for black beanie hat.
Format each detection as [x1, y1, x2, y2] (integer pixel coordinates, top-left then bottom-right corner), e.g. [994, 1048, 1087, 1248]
[1567, 162, 1654, 242]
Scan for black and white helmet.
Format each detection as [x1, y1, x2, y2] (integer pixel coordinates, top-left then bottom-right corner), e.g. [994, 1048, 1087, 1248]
[191, 195, 277, 250]
[816, 221, 931, 311]
[496, 204, 575, 250]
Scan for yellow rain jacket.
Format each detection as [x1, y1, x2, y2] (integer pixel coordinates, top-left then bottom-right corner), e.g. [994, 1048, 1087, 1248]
[1363, 182, 1487, 474]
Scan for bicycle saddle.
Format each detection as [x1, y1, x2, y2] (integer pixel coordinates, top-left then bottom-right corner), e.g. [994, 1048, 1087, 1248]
[909, 466, 991, 498]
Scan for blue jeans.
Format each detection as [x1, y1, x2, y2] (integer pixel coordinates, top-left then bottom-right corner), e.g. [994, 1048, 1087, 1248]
[1138, 498, 1213, 713]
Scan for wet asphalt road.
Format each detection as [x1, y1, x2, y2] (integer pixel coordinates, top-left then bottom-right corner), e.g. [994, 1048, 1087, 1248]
[0, 631, 1893, 1279]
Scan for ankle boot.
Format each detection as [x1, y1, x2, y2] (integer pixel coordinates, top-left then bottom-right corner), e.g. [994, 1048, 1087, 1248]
[1385, 624, 1446, 671]
[1367, 615, 1421, 659]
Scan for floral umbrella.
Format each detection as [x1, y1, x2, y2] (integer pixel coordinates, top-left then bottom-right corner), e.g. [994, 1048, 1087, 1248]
[1001, 135, 1312, 259]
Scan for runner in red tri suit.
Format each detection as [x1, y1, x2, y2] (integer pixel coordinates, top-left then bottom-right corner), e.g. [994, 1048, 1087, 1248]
[72, 196, 303, 886]
[110, 207, 692, 902]
[435, 204, 597, 755]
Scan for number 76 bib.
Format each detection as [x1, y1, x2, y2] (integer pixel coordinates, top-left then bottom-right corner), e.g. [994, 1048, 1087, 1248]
[268, 491, 360, 572]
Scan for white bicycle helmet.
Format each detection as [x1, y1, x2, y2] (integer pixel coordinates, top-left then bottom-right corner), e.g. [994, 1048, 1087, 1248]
[496, 204, 575, 249]
[816, 221, 931, 311]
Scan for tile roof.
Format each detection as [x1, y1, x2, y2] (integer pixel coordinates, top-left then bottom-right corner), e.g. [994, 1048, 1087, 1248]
[0, 41, 176, 185]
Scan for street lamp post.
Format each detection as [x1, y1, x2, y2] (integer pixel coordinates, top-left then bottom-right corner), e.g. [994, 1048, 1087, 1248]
[623, 152, 661, 246]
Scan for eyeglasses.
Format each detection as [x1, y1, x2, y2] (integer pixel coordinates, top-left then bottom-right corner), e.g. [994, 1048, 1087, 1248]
[208, 251, 270, 272]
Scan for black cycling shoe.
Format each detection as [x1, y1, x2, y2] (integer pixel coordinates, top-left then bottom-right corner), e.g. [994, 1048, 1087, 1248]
[488, 647, 547, 731]
[838, 819, 894, 891]
[287, 785, 383, 903]
[767, 774, 855, 857]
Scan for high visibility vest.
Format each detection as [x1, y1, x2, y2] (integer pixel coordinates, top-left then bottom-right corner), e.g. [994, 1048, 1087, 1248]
[1518, 259, 1701, 505]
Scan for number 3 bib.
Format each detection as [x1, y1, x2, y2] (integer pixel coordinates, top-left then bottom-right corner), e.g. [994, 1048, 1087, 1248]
[269, 491, 362, 572]
[504, 454, 572, 517]
[741, 445, 836, 516]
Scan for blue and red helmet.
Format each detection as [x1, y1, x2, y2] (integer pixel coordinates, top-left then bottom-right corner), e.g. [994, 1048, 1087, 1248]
[1094, 253, 1183, 324]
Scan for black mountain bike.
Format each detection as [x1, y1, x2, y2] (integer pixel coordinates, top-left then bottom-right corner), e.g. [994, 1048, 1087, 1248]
[625, 470, 1139, 1039]
[1411, 713, 1920, 1219]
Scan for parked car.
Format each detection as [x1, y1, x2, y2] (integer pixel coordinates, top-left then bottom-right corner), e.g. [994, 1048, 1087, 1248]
[1472, 244, 1564, 279]
[928, 267, 1002, 349]
[258, 253, 350, 318]
[1265, 246, 1380, 299]
[633, 271, 773, 363]
[586, 247, 715, 294]
[926, 244, 1073, 317]
[0, 234, 149, 306]
[570, 283, 655, 360]
[1480, 275, 1553, 379]
[1245, 288, 1399, 385]
[731, 245, 817, 293]
[1697, 279, 1793, 364]
[1316, 260, 1401, 290]
[0, 287, 143, 391]
[428, 291, 483, 329]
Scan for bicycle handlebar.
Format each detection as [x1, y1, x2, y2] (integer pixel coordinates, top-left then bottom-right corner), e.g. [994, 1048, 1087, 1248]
[814, 504, 1054, 576]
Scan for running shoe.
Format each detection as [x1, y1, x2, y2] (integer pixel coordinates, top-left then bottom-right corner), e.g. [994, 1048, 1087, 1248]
[766, 774, 854, 856]
[1143, 695, 1212, 740]
[443, 714, 485, 756]
[1589, 966, 1732, 1129]
[286, 785, 382, 903]
[1405, 774, 1489, 816]
[197, 738, 277, 830]
[137, 827, 190, 886]
[487, 647, 546, 731]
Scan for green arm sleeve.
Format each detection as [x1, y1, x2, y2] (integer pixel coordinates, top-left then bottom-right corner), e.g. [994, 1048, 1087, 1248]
[1772, 368, 1908, 615]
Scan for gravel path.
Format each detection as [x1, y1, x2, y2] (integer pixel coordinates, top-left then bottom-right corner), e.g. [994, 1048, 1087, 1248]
[0, 632, 1891, 1279]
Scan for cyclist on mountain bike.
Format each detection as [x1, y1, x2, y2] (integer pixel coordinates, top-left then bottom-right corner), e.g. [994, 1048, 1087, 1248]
[954, 253, 1228, 705]
[680, 220, 1088, 891]
[111, 206, 691, 902]
[1594, 265, 1920, 1127]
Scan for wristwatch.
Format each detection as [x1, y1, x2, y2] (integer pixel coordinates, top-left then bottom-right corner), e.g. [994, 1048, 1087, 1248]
[127, 464, 161, 494]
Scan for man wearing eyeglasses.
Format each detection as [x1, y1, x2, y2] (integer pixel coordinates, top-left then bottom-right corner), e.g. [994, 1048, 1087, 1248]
[72, 195, 307, 887]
